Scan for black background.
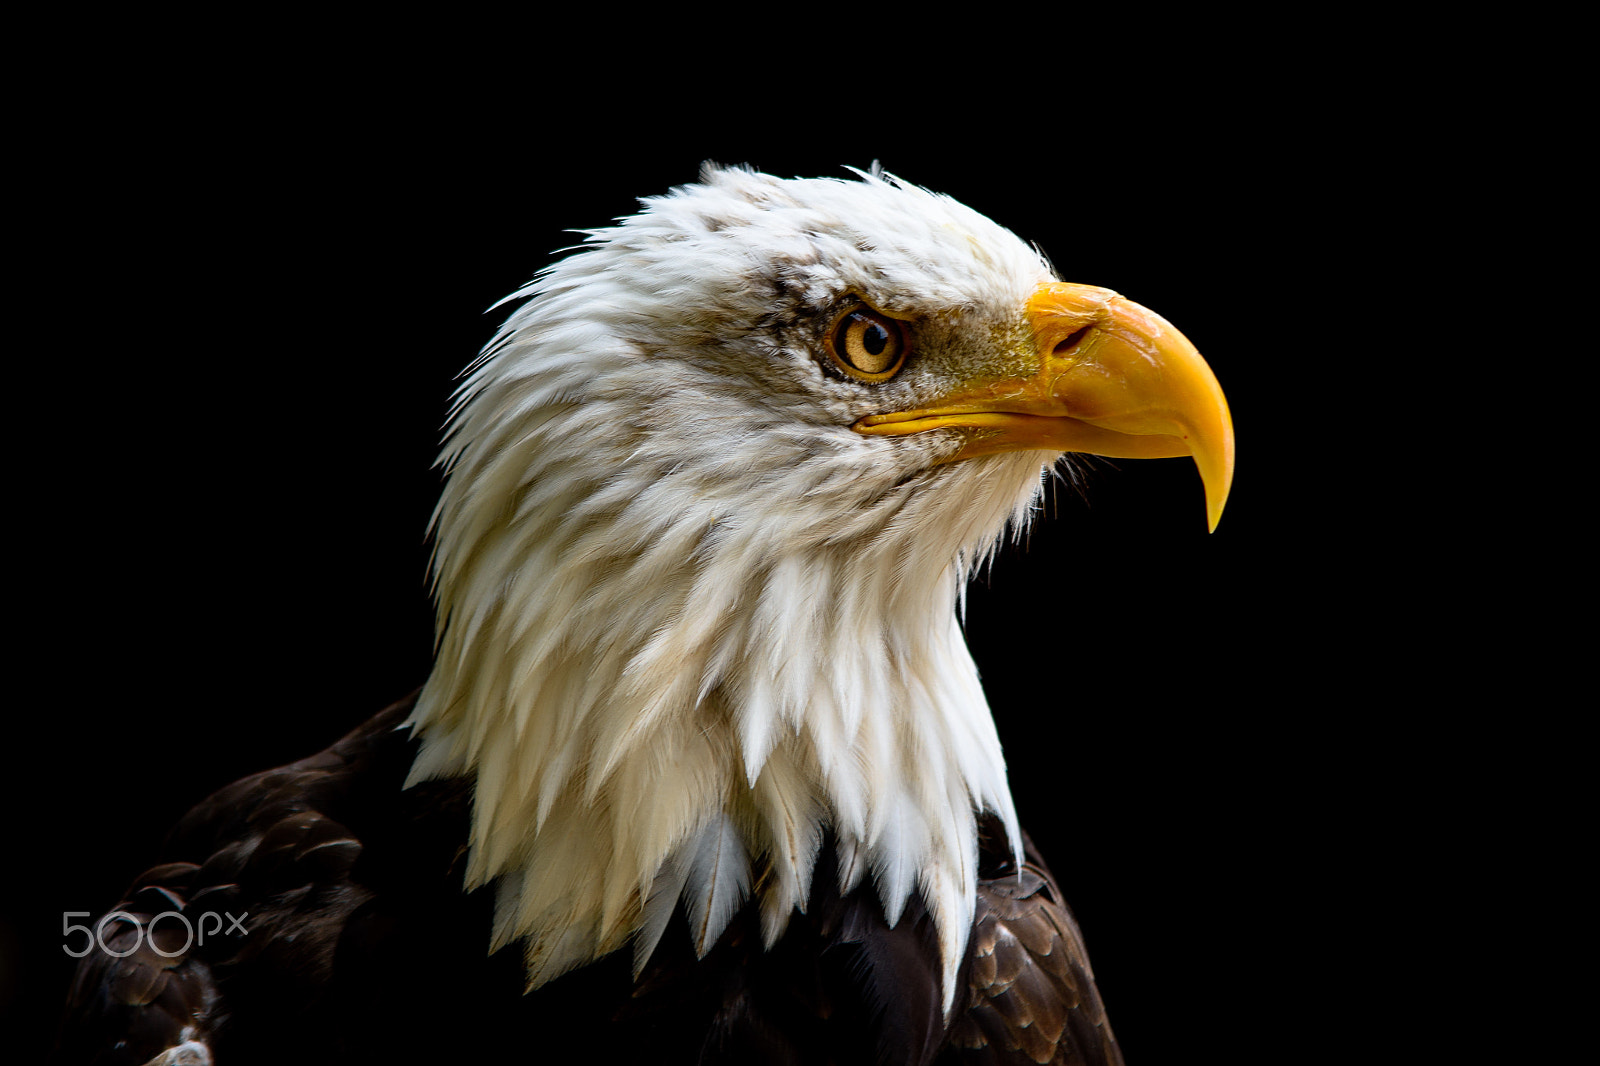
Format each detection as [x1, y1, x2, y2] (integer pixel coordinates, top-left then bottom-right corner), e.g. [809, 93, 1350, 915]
[7, 32, 1456, 1061]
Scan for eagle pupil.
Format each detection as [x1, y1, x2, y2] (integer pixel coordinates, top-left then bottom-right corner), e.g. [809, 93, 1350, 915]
[860, 320, 888, 356]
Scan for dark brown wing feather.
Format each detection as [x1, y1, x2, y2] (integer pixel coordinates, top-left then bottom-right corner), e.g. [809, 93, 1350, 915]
[942, 821, 1125, 1066]
[56, 862, 223, 1065]
[55, 693, 483, 1063]
[58, 697, 1124, 1066]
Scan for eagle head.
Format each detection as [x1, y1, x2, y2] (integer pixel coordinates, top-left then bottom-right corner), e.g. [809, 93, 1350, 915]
[403, 165, 1233, 1010]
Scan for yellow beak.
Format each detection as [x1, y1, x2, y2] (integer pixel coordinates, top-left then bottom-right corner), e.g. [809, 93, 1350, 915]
[854, 282, 1235, 531]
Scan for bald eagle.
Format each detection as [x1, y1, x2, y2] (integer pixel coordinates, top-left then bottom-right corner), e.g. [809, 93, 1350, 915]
[58, 166, 1232, 1065]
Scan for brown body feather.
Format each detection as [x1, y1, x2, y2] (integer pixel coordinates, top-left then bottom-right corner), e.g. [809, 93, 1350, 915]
[58, 693, 1122, 1065]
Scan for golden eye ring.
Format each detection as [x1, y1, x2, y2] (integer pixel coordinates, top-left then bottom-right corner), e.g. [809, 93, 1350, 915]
[826, 304, 910, 382]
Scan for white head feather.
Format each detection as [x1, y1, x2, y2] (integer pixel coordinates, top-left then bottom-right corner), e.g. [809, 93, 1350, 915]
[404, 165, 1062, 1012]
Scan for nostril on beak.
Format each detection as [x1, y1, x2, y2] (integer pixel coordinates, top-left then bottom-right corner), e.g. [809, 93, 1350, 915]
[1054, 324, 1094, 356]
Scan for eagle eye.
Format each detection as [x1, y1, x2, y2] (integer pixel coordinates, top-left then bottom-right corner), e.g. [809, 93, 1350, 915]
[827, 305, 909, 381]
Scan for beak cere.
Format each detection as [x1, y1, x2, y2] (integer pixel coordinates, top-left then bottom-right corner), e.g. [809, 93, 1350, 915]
[854, 281, 1236, 531]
